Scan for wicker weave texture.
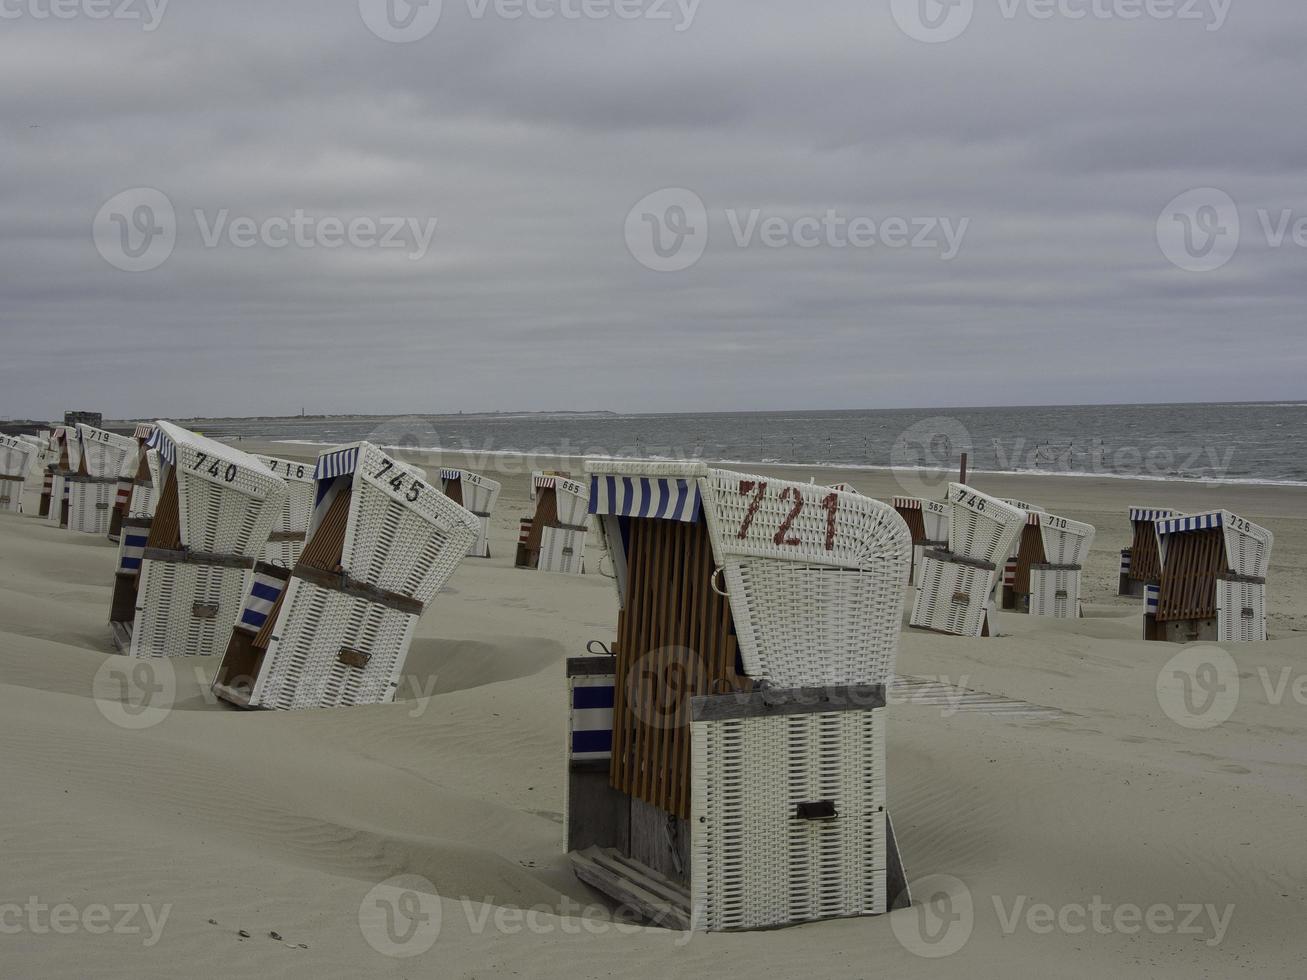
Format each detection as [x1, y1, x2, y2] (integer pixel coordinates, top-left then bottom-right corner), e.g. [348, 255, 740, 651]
[553, 477, 590, 527]
[690, 707, 887, 931]
[0, 435, 38, 482]
[67, 481, 116, 535]
[587, 459, 710, 479]
[130, 560, 251, 658]
[77, 426, 136, 479]
[250, 579, 417, 710]
[147, 450, 161, 494]
[538, 526, 587, 575]
[177, 471, 283, 560]
[454, 470, 502, 517]
[910, 555, 995, 637]
[258, 455, 315, 533]
[1038, 514, 1095, 567]
[1222, 521, 1273, 580]
[261, 537, 305, 568]
[1216, 580, 1266, 643]
[947, 485, 1027, 564]
[340, 444, 480, 602]
[700, 469, 911, 687]
[127, 481, 157, 519]
[1029, 568, 1081, 619]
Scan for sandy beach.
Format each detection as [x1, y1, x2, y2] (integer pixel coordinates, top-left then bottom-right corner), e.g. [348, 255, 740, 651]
[2, 442, 1304, 979]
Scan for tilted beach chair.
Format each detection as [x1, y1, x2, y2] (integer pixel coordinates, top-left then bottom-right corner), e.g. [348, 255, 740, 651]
[516, 471, 589, 574]
[1146, 511, 1273, 643]
[212, 442, 480, 710]
[254, 454, 316, 568]
[909, 485, 1027, 637]
[0, 434, 40, 514]
[893, 496, 950, 586]
[125, 422, 287, 659]
[1118, 508, 1178, 597]
[108, 423, 158, 543]
[65, 425, 137, 536]
[440, 468, 502, 558]
[566, 460, 912, 932]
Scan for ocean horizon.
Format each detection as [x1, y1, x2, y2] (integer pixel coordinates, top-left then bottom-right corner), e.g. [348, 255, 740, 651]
[134, 400, 1306, 487]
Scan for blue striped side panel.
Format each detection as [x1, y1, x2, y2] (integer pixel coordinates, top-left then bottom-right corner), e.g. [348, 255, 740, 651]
[570, 676, 615, 761]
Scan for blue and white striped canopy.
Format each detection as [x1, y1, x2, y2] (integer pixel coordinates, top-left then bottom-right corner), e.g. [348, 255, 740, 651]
[1144, 584, 1160, 613]
[1157, 512, 1223, 535]
[1130, 508, 1177, 523]
[589, 474, 702, 524]
[145, 426, 177, 467]
[316, 446, 359, 480]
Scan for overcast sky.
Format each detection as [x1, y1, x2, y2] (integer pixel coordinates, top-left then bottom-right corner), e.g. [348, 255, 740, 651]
[1, 0, 1304, 419]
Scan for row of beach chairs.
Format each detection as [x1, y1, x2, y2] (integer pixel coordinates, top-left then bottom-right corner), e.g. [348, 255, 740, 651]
[1, 430, 1277, 935]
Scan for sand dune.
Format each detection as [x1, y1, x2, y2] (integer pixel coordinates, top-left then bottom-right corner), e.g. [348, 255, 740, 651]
[2, 449, 1304, 978]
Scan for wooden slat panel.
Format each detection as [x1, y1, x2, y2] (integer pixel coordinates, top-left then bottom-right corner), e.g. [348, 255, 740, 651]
[895, 507, 927, 544]
[1013, 523, 1047, 596]
[1128, 521, 1164, 582]
[145, 471, 181, 551]
[1157, 528, 1223, 622]
[608, 516, 744, 821]
[298, 486, 352, 572]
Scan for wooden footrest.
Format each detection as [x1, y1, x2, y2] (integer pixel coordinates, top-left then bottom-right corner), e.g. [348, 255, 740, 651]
[568, 847, 691, 931]
[109, 621, 133, 654]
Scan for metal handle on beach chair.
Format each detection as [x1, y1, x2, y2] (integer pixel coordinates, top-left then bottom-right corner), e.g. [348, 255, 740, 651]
[710, 566, 728, 598]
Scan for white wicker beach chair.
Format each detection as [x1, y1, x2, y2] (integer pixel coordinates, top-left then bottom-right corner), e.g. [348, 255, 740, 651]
[517, 471, 589, 574]
[126, 422, 287, 659]
[1118, 508, 1179, 597]
[254, 454, 315, 568]
[910, 484, 1026, 637]
[440, 468, 502, 558]
[1149, 511, 1273, 643]
[0, 433, 40, 513]
[213, 442, 480, 710]
[566, 460, 911, 932]
[64, 425, 137, 536]
[1025, 513, 1096, 619]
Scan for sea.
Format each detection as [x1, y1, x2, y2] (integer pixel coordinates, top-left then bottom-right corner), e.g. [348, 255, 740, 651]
[180, 402, 1307, 486]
